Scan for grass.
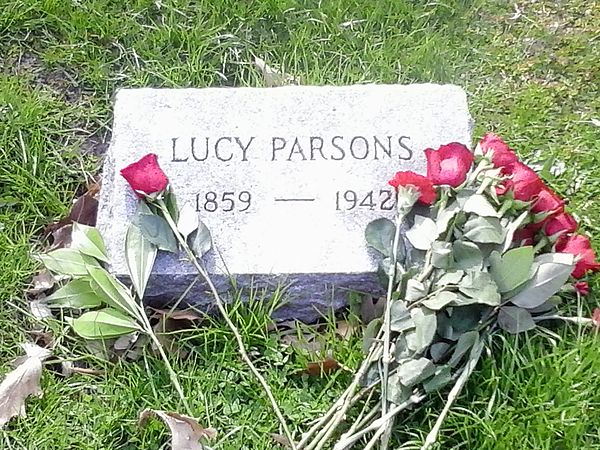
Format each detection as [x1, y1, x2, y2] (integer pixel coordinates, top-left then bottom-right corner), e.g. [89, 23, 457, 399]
[1, 0, 599, 448]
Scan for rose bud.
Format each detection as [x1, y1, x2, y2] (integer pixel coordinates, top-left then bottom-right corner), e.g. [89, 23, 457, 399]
[121, 153, 169, 198]
[388, 171, 437, 205]
[424, 142, 474, 187]
[555, 234, 600, 279]
[478, 133, 519, 169]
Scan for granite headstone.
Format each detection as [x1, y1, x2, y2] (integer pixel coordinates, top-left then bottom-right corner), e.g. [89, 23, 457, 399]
[97, 84, 472, 322]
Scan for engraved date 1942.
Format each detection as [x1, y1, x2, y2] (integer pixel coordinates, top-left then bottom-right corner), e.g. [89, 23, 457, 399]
[335, 189, 396, 211]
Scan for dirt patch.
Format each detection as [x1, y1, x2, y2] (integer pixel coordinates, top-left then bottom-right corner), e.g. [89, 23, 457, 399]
[9, 51, 82, 103]
[80, 130, 111, 157]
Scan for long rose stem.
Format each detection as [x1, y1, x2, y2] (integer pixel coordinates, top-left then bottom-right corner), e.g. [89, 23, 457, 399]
[381, 216, 402, 412]
[157, 200, 297, 449]
[421, 340, 483, 450]
[334, 393, 425, 450]
[303, 345, 383, 450]
[379, 212, 404, 450]
[133, 300, 193, 416]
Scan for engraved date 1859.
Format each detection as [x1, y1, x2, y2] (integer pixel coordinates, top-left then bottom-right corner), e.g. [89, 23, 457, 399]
[335, 189, 395, 211]
[196, 191, 252, 212]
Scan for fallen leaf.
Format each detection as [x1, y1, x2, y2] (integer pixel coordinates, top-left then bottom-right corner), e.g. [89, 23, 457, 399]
[50, 223, 73, 249]
[302, 357, 340, 377]
[271, 433, 295, 447]
[254, 56, 298, 87]
[152, 317, 190, 359]
[0, 343, 51, 428]
[60, 361, 103, 377]
[336, 320, 360, 340]
[27, 270, 55, 296]
[69, 192, 99, 226]
[29, 299, 53, 320]
[43, 183, 100, 247]
[280, 333, 323, 355]
[139, 409, 216, 450]
[360, 296, 385, 324]
[150, 308, 203, 321]
[113, 332, 141, 351]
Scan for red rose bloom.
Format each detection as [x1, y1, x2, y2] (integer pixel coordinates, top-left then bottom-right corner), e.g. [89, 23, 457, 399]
[556, 234, 600, 279]
[388, 171, 436, 205]
[479, 133, 519, 168]
[544, 212, 577, 237]
[574, 281, 589, 296]
[512, 224, 538, 246]
[502, 162, 545, 201]
[121, 153, 169, 198]
[531, 187, 565, 215]
[424, 142, 473, 187]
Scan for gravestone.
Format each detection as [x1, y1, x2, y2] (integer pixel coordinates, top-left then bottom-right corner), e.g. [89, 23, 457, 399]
[97, 84, 472, 322]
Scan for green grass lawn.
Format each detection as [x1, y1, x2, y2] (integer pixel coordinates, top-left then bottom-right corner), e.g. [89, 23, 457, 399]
[1, 0, 600, 448]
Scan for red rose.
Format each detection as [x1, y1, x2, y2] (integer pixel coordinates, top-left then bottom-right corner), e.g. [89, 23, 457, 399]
[544, 212, 577, 237]
[556, 234, 600, 278]
[388, 171, 437, 205]
[512, 224, 538, 246]
[531, 187, 565, 215]
[502, 162, 545, 201]
[424, 142, 473, 187]
[121, 153, 169, 198]
[574, 281, 589, 296]
[478, 133, 519, 168]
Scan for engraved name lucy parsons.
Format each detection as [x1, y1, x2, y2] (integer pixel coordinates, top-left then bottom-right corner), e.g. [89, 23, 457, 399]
[171, 134, 414, 162]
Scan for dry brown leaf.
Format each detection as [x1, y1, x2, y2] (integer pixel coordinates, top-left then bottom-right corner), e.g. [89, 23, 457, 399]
[60, 361, 103, 377]
[29, 299, 52, 320]
[271, 433, 295, 447]
[139, 409, 216, 450]
[28, 270, 55, 296]
[0, 343, 51, 428]
[150, 308, 203, 321]
[44, 184, 100, 248]
[69, 192, 99, 226]
[49, 223, 73, 249]
[280, 334, 323, 355]
[335, 320, 360, 340]
[360, 296, 386, 324]
[152, 317, 189, 359]
[301, 357, 340, 377]
[254, 56, 298, 87]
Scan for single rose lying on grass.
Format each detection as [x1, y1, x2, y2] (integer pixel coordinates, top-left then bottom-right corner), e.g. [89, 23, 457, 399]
[556, 234, 600, 278]
[388, 171, 436, 205]
[120, 153, 169, 197]
[424, 142, 473, 187]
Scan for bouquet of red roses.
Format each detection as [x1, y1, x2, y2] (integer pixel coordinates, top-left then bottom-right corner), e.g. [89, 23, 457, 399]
[298, 134, 599, 450]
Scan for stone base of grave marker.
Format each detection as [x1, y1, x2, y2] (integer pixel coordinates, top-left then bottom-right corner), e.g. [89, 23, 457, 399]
[98, 84, 472, 322]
